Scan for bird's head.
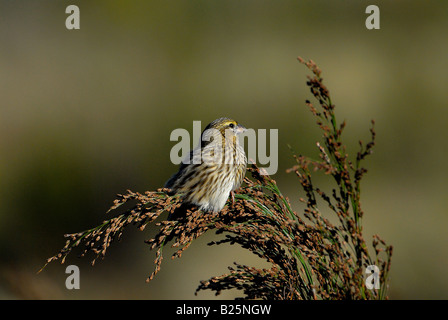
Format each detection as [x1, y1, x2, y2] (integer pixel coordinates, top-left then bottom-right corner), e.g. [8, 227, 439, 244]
[205, 117, 246, 135]
[201, 117, 246, 147]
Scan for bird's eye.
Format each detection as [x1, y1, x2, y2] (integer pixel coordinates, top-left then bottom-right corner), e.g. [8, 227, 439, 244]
[229, 123, 235, 128]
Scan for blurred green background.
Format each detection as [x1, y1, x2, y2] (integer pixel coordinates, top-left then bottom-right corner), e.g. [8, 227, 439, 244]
[1, 0, 447, 299]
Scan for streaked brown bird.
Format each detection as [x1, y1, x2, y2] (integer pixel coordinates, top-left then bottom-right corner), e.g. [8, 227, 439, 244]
[165, 117, 247, 216]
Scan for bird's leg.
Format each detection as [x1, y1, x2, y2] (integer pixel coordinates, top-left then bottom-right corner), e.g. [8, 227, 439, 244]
[231, 191, 235, 207]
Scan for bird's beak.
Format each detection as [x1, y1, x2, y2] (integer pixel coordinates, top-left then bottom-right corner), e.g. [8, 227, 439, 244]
[235, 124, 247, 134]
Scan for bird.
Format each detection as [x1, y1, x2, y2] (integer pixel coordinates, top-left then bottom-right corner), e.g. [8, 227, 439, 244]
[165, 117, 247, 216]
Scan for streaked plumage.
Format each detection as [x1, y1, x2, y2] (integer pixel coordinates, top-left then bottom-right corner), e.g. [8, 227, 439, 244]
[165, 117, 247, 213]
